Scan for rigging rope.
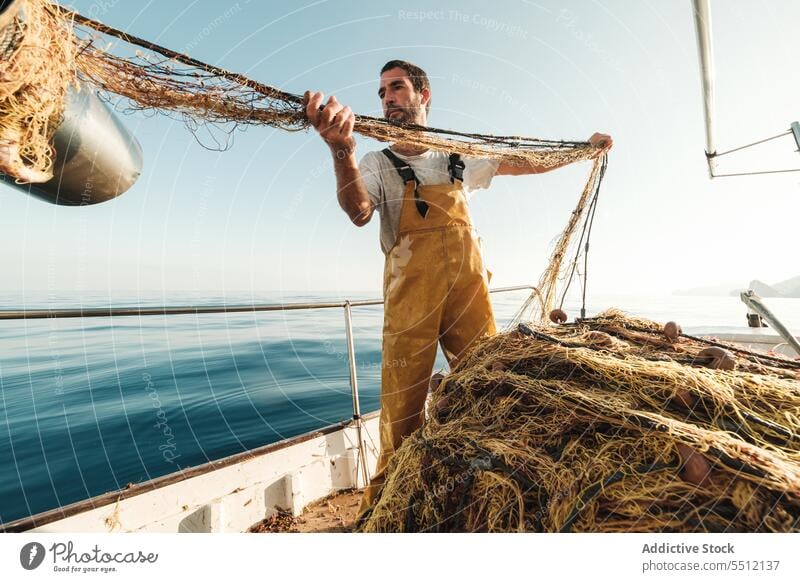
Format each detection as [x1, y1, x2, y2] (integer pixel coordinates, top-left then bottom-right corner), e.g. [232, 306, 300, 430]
[708, 129, 800, 177]
[710, 130, 792, 159]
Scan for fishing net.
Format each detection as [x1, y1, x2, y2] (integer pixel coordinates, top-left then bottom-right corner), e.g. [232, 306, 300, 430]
[1, 0, 598, 181]
[358, 310, 800, 532]
[0, 0, 75, 183]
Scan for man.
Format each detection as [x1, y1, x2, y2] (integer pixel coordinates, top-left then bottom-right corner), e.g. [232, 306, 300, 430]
[305, 60, 611, 514]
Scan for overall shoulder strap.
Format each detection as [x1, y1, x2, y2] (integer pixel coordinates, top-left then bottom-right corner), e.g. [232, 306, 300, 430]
[382, 148, 419, 184]
[381, 148, 428, 218]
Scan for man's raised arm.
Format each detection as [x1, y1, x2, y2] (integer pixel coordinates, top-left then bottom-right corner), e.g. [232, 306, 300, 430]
[305, 91, 374, 227]
[495, 132, 613, 176]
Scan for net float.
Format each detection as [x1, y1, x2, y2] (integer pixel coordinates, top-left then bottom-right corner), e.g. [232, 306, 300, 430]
[676, 443, 712, 487]
[664, 321, 682, 342]
[697, 346, 736, 371]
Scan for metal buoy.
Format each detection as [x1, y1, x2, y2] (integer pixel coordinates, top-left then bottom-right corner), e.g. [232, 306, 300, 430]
[1, 84, 144, 205]
[0, 0, 143, 205]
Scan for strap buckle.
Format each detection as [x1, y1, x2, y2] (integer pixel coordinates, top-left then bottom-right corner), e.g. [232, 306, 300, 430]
[448, 153, 465, 183]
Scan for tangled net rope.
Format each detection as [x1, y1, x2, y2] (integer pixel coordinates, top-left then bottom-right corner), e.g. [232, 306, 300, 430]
[0, 0, 599, 180]
[0, 0, 74, 183]
[358, 310, 800, 532]
[65, 4, 596, 166]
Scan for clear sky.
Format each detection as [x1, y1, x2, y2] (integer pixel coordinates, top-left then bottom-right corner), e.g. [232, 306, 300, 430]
[1, 0, 798, 299]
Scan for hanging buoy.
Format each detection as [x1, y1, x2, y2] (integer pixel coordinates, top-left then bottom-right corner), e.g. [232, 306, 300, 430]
[0, 1, 142, 205]
[549, 308, 568, 324]
[1, 83, 143, 205]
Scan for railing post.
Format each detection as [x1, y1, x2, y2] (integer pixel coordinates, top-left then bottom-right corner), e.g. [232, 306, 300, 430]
[343, 301, 369, 487]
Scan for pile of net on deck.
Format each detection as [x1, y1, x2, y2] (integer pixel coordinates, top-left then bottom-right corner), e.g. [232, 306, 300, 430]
[358, 309, 800, 532]
[1, 0, 599, 184]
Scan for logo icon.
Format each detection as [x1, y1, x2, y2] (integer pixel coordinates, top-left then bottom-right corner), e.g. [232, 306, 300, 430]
[19, 542, 46, 570]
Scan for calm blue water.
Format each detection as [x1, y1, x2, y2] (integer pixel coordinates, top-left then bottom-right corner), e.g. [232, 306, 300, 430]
[1, 290, 798, 524]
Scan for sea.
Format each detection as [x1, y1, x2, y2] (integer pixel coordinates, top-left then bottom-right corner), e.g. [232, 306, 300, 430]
[1, 290, 798, 525]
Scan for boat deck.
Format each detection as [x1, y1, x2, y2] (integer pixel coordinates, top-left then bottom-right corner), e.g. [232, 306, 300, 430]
[248, 488, 364, 533]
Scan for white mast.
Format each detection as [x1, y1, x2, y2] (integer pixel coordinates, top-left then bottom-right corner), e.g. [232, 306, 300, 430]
[692, 0, 717, 177]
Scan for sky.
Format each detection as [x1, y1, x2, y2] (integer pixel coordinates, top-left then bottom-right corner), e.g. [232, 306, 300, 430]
[1, 0, 798, 299]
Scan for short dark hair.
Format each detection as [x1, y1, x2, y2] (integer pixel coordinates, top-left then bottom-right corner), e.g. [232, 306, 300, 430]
[380, 59, 430, 113]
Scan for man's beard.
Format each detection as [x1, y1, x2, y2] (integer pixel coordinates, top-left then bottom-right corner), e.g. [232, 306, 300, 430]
[385, 107, 420, 124]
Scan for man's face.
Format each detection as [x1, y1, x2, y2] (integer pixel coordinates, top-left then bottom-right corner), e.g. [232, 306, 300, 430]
[378, 67, 429, 125]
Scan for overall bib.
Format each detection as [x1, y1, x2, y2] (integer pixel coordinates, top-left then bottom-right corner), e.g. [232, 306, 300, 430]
[360, 149, 497, 511]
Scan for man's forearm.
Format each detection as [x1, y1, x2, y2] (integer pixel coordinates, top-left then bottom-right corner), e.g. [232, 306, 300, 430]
[332, 151, 373, 226]
[304, 90, 372, 225]
[495, 157, 577, 176]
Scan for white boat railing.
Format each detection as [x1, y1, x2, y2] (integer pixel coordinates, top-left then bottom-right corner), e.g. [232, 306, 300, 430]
[0, 284, 537, 488]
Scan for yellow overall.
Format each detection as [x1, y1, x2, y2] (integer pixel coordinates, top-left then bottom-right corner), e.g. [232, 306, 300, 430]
[359, 150, 497, 512]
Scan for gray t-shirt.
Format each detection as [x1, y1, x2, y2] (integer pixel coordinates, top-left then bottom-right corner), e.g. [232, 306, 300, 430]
[359, 149, 500, 254]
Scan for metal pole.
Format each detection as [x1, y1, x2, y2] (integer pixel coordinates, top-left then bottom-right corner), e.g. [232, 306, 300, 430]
[0, 285, 536, 321]
[791, 121, 800, 152]
[740, 291, 800, 356]
[343, 301, 369, 487]
[692, 0, 717, 178]
[0, 300, 372, 320]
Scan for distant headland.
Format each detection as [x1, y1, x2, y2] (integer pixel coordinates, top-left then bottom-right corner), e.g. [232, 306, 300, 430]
[674, 276, 800, 298]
